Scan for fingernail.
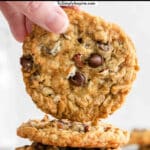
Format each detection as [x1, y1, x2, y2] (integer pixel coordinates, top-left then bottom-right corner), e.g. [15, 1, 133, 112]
[45, 8, 69, 34]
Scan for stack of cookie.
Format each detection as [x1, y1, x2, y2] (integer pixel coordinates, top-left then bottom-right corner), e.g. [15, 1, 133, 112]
[16, 8, 139, 150]
[128, 129, 150, 150]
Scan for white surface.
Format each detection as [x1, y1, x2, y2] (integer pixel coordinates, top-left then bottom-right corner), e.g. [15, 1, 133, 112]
[0, 2, 150, 149]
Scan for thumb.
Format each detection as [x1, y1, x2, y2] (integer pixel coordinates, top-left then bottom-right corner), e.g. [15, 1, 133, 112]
[7, 2, 69, 34]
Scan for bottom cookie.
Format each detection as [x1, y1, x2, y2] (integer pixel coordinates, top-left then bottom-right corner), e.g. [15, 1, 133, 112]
[16, 142, 121, 150]
[17, 116, 129, 148]
[129, 129, 150, 145]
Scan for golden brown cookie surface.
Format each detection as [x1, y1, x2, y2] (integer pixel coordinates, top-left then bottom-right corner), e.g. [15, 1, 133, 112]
[21, 8, 139, 122]
[17, 116, 129, 148]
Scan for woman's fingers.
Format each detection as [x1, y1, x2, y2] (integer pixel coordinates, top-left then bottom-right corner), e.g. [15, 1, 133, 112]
[0, 2, 27, 42]
[0, 2, 80, 42]
[7, 2, 69, 34]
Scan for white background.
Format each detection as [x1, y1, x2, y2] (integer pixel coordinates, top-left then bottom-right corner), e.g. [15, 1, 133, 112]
[0, 2, 150, 149]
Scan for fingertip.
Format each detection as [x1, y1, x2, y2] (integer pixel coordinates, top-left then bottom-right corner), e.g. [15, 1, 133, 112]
[53, 13, 69, 34]
[45, 6, 69, 34]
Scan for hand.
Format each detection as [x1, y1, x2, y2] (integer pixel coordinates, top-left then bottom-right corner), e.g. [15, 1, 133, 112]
[0, 2, 70, 42]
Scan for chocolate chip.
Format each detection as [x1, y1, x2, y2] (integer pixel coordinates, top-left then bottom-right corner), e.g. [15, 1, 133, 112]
[20, 55, 33, 72]
[69, 72, 86, 86]
[88, 54, 103, 68]
[84, 125, 90, 132]
[32, 70, 40, 76]
[97, 42, 111, 51]
[77, 38, 83, 43]
[72, 54, 84, 68]
[104, 127, 111, 132]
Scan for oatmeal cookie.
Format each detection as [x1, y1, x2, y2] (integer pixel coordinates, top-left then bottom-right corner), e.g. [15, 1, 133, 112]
[20, 8, 139, 122]
[16, 142, 121, 150]
[129, 129, 150, 145]
[17, 116, 129, 148]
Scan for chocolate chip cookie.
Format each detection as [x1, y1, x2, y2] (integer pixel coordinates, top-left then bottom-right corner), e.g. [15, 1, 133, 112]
[17, 116, 129, 148]
[129, 129, 150, 145]
[16, 143, 121, 150]
[21, 8, 139, 122]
